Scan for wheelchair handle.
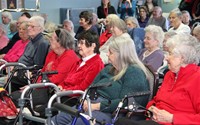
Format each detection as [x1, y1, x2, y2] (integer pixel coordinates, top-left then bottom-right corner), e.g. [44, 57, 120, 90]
[88, 82, 112, 90]
[53, 102, 80, 117]
[17, 65, 43, 70]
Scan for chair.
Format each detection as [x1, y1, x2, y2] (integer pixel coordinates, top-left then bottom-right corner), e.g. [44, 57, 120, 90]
[128, 28, 145, 55]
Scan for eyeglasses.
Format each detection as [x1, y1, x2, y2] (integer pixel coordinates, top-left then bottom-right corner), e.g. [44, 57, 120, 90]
[27, 25, 40, 29]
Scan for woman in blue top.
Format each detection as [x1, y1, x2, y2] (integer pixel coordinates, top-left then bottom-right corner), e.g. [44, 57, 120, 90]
[117, 0, 136, 20]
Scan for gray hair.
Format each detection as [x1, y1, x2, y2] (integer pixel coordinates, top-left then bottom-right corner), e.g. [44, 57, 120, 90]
[55, 28, 75, 50]
[110, 18, 127, 33]
[125, 16, 140, 28]
[63, 19, 74, 32]
[109, 34, 148, 81]
[181, 10, 191, 20]
[169, 8, 182, 19]
[166, 34, 200, 64]
[106, 14, 120, 24]
[29, 16, 45, 31]
[145, 25, 164, 47]
[1, 11, 13, 21]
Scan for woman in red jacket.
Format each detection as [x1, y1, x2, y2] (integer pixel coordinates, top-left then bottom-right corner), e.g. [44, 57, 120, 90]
[116, 34, 200, 125]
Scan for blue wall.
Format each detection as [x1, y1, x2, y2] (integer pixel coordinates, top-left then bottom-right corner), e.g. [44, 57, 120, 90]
[1, 0, 181, 24]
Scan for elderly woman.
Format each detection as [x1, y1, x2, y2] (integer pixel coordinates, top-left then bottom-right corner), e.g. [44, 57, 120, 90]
[168, 9, 191, 34]
[99, 14, 119, 46]
[11, 28, 80, 107]
[116, 34, 200, 125]
[0, 22, 29, 62]
[125, 16, 140, 30]
[75, 11, 99, 39]
[97, 0, 116, 19]
[139, 25, 164, 72]
[0, 24, 9, 50]
[100, 18, 130, 64]
[58, 30, 104, 91]
[192, 25, 200, 42]
[51, 29, 150, 125]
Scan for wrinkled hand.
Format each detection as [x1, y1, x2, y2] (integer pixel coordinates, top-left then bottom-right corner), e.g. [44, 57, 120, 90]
[149, 106, 173, 123]
[83, 101, 100, 112]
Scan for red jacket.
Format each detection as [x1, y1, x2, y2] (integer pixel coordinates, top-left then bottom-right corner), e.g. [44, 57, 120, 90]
[38, 49, 79, 85]
[60, 54, 104, 91]
[99, 30, 112, 46]
[146, 64, 200, 125]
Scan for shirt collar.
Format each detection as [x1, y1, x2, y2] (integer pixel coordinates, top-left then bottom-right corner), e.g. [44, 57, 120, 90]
[82, 53, 96, 62]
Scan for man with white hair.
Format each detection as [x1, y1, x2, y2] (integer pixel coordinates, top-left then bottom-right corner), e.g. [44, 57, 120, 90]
[10, 15, 50, 92]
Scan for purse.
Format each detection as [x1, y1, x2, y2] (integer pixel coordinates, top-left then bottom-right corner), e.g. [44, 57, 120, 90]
[0, 88, 18, 118]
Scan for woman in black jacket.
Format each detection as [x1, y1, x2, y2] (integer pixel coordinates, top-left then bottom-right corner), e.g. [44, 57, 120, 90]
[97, 0, 116, 19]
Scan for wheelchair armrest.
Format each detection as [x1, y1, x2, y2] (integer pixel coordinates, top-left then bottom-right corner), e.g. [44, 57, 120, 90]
[89, 82, 112, 90]
[53, 102, 80, 117]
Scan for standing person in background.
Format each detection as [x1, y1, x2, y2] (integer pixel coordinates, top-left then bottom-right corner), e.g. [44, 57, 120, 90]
[144, 0, 158, 16]
[137, 6, 150, 28]
[117, 0, 136, 20]
[0, 24, 9, 50]
[1, 11, 13, 37]
[97, 0, 116, 19]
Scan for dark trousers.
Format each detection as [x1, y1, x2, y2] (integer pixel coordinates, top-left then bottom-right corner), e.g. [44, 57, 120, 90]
[115, 117, 160, 125]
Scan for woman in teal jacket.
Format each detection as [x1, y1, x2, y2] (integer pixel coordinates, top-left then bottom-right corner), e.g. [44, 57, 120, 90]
[51, 30, 150, 125]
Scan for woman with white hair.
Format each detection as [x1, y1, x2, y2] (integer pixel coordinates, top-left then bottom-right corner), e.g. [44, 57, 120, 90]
[139, 25, 164, 72]
[1, 11, 13, 35]
[116, 34, 200, 125]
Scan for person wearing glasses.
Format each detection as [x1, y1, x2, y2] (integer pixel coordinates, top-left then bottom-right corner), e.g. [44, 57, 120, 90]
[51, 28, 149, 125]
[116, 34, 200, 125]
[9, 15, 49, 92]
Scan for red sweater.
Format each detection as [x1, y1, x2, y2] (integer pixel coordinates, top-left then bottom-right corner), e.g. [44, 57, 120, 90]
[38, 49, 79, 85]
[60, 54, 104, 91]
[146, 64, 200, 125]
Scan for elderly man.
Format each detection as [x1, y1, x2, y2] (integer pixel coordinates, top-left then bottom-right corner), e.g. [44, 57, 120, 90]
[192, 25, 200, 42]
[168, 9, 191, 34]
[10, 16, 49, 92]
[63, 19, 75, 37]
[146, 6, 169, 32]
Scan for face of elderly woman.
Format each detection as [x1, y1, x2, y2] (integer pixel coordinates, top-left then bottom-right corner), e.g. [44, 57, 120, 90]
[110, 26, 123, 37]
[144, 32, 158, 50]
[49, 32, 61, 53]
[169, 12, 181, 29]
[77, 39, 95, 58]
[107, 49, 118, 70]
[27, 20, 42, 38]
[79, 18, 88, 27]
[19, 23, 29, 41]
[166, 50, 183, 73]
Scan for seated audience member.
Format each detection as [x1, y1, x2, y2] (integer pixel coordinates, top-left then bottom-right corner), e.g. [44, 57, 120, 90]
[168, 9, 191, 34]
[137, 6, 149, 28]
[75, 11, 99, 39]
[97, 0, 116, 19]
[63, 19, 75, 38]
[181, 10, 191, 26]
[117, 0, 136, 20]
[125, 16, 140, 30]
[58, 30, 104, 91]
[100, 18, 130, 64]
[192, 25, 200, 42]
[7, 20, 17, 40]
[0, 22, 29, 62]
[10, 16, 49, 92]
[144, 0, 158, 16]
[139, 25, 164, 72]
[21, 12, 31, 18]
[51, 30, 150, 125]
[146, 6, 169, 32]
[0, 16, 30, 55]
[1, 11, 12, 36]
[11, 28, 79, 107]
[116, 34, 200, 125]
[99, 14, 119, 46]
[0, 24, 9, 49]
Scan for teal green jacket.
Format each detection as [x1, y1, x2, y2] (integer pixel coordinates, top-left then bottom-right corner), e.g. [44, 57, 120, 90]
[91, 64, 149, 113]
